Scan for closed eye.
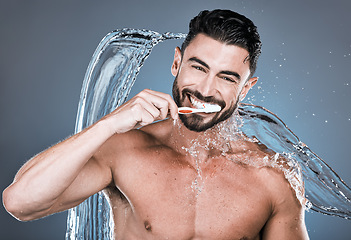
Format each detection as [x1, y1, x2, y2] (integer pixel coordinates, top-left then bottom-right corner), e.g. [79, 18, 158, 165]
[219, 70, 241, 83]
[192, 65, 206, 72]
[221, 76, 236, 83]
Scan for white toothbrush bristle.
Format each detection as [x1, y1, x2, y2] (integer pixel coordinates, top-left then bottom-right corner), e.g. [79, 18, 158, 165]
[204, 105, 221, 113]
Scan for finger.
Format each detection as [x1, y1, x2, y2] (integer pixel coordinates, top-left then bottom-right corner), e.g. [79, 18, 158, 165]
[142, 89, 178, 120]
[152, 100, 170, 120]
[137, 90, 169, 120]
[132, 97, 162, 121]
[138, 107, 157, 126]
[129, 101, 159, 127]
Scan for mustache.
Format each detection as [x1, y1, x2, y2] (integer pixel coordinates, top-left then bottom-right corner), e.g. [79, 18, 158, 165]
[182, 88, 226, 109]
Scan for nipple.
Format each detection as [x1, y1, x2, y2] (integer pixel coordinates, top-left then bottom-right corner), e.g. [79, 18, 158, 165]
[144, 220, 152, 232]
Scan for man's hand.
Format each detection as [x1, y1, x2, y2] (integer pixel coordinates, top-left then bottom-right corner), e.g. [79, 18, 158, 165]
[102, 89, 179, 134]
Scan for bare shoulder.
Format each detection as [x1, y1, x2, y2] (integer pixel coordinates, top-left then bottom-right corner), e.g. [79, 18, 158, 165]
[99, 126, 162, 155]
[240, 141, 309, 239]
[230, 139, 306, 210]
[233, 140, 304, 203]
[95, 119, 172, 165]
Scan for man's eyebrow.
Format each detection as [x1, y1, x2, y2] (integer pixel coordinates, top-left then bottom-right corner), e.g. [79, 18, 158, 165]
[188, 57, 210, 69]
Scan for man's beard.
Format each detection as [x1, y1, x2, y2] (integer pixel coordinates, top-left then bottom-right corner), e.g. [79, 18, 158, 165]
[172, 76, 239, 132]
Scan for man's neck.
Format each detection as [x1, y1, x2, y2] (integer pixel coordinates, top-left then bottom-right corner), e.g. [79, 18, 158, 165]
[168, 118, 231, 163]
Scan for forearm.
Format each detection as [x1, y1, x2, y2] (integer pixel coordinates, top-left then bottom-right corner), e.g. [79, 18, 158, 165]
[3, 119, 113, 220]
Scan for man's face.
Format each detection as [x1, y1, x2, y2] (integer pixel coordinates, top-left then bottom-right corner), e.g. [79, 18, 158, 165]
[171, 33, 257, 132]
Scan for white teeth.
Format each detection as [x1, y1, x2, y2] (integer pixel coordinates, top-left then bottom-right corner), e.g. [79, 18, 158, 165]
[190, 96, 220, 110]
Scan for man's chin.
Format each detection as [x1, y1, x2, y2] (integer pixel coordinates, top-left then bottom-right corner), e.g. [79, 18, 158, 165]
[179, 114, 219, 132]
[179, 106, 237, 132]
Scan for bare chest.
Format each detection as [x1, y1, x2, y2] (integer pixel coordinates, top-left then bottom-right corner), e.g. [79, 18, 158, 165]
[109, 153, 272, 239]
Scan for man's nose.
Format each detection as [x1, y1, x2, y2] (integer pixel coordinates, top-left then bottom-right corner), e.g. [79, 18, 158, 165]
[197, 75, 218, 96]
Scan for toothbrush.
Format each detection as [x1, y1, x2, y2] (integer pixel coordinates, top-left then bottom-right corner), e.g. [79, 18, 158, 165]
[178, 105, 221, 114]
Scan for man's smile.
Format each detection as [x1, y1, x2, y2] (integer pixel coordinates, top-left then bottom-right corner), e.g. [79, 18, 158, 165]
[189, 94, 222, 110]
[182, 89, 226, 112]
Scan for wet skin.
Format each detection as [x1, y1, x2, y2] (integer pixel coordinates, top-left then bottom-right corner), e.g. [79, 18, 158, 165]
[100, 119, 305, 239]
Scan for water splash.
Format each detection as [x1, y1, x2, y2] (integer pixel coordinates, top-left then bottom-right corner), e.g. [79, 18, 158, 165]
[65, 29, 185, 240]
[238, 104, 351, 217]
[66, 29, 351, 239]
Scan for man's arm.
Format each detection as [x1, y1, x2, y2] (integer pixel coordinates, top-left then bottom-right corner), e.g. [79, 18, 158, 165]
[261, 169, 309, 240]
[262, 200, 309, 239]
[2, 89, 178, 221]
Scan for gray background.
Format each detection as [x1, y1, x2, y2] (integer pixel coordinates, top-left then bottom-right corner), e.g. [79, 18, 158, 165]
[1, 0, 350, 239]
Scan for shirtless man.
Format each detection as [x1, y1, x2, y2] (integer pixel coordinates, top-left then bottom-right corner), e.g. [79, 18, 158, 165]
[3, 9, 309, 239]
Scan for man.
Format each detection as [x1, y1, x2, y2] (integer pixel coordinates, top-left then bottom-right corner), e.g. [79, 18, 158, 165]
[3, 9, 309, 239]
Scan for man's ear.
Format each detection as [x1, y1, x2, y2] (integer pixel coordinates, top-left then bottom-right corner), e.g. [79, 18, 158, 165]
[171, 47, 182, 77]
[240, 77, 258, 101]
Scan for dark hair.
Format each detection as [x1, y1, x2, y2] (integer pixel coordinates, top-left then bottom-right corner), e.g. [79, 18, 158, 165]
[181, 9, 262, 78]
